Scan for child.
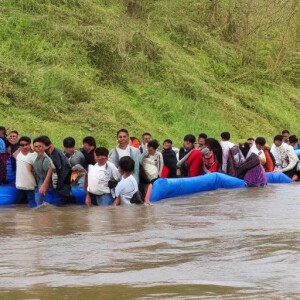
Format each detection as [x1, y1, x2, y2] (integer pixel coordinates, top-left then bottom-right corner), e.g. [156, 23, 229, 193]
[32, 137, 55, 206]
[85, 147, 119, 206]
[14, 136, 37, 205]
[113, 156, 138, 206]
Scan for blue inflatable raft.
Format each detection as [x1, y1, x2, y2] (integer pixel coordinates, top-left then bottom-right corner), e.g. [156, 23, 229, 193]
[0, 185, 86, 207]
[150, 172, 293, 202]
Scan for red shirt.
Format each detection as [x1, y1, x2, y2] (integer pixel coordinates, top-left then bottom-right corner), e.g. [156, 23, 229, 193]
[186, 150, 203, 177]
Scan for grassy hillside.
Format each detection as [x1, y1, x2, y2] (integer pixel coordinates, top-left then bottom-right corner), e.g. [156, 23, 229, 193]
[0, 0, 299, 148]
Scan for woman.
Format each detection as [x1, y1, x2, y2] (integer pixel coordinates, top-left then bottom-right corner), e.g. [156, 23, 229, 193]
[201, 147, 219, 173]
[205, 138, 223, 173]
[141, 140, 164, 183]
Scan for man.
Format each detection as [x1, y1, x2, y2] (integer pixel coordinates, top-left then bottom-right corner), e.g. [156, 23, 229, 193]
[177, 134, 203, 177]
[254, 137, 275, 172]
[246, 137, 266, 165]
[81, 136, 96, 167]
[271, 135, 299, 180]
[7, 130, 19, 154]
[289, 135, 300, 150]
[13, 136, 37, 206]
[40, 136, 72, 200]
[282, 130, 290, 144]
[109, 129, 141, 183]
[140, 132, 152, 154]
[161, 139, 177, 178]
[198, 133, 207, 150]
[247, 137, 255, 148]
[220, 132, 235, 173]
[63, 137, 86, 187]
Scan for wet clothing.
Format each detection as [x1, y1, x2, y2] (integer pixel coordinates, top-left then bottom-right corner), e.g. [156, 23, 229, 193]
[244, 164, 267, 187]
[48, 148, 72, 197]
[115, 175, 138, 205]
[16, 152, 37, 190]
[33, 154, 53, 185]
[87, 161, 119, 196]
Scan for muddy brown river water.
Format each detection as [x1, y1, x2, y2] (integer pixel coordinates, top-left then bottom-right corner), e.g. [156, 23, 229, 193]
[0, 183, 299, 299]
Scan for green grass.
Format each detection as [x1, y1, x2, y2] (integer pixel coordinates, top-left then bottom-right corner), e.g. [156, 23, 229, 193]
[0, 0, 299, 148]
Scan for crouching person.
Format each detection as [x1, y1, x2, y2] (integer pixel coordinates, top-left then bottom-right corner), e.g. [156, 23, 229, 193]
[113, 156, 143, 206]
[237, 153, 267, 187]
[85, 147, 119, 206]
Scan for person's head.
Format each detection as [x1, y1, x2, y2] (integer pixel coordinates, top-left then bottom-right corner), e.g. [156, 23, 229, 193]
[0, 126, 6, 138]
[94, 147, 109, 165]
[289, 135, 298, 147]
[255, 137, 266, 151]
[221, 132, 230, 141]
[117, 129, 130, 148]
[198, 133, 207, 148]
[163, 139, 173, 150]
[19, 136, 31, 154]
[282, 130, 290, 143]
[38, 135, 52, 147]
[130, 137, 140, 149]
[82, 136, 96, 153]
[205, 138, 223, 165]
[142, 132, 152, 145]
[183, 134, 196, 150]
[118, 156, 135, 175]
[273, 135, 283, 147]
[147, 139, 159, 155]
[201, 147, 213, 159]
[247, 137, 255, 147]
[33, 136, 48, 156]
[63, 137, 76, 156]
[7, 130, 19, 145]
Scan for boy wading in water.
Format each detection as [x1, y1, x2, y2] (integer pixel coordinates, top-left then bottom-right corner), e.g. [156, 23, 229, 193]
[32, 137, 55, 206]
[85, 147, 119, 206]
[113, 156, 138, 206]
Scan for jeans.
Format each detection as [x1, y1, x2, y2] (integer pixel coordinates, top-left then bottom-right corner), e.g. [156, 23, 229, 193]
[16, 189, 35, 207]
[34, 185, 62, 207]
[90, 193, 113, 206]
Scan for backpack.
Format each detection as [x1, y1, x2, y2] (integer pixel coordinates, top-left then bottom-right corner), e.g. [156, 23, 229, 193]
[236, 153, 260, 179]
[227, 145, 246, 177]
[130, 190, 145, 204]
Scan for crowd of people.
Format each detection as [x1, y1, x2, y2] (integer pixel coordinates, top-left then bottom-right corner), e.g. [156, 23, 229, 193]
[0, 126, 299, 207]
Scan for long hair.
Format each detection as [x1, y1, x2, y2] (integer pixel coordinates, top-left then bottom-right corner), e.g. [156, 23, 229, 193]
[206, 138, 223, 166]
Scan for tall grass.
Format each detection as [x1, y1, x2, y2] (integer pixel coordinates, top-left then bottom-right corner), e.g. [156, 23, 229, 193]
[0, 0, 299, 147]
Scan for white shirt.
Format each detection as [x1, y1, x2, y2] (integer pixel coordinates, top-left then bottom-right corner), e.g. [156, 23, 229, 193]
[220, 141, 235, 173]
[246, 144, 266, 163]
[271, 143, 299, 172]
[116, 146, 130, 159]
[16, 152, 37, 190]
[115, 175, 138, 205]
[87, 162, 119, 195]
